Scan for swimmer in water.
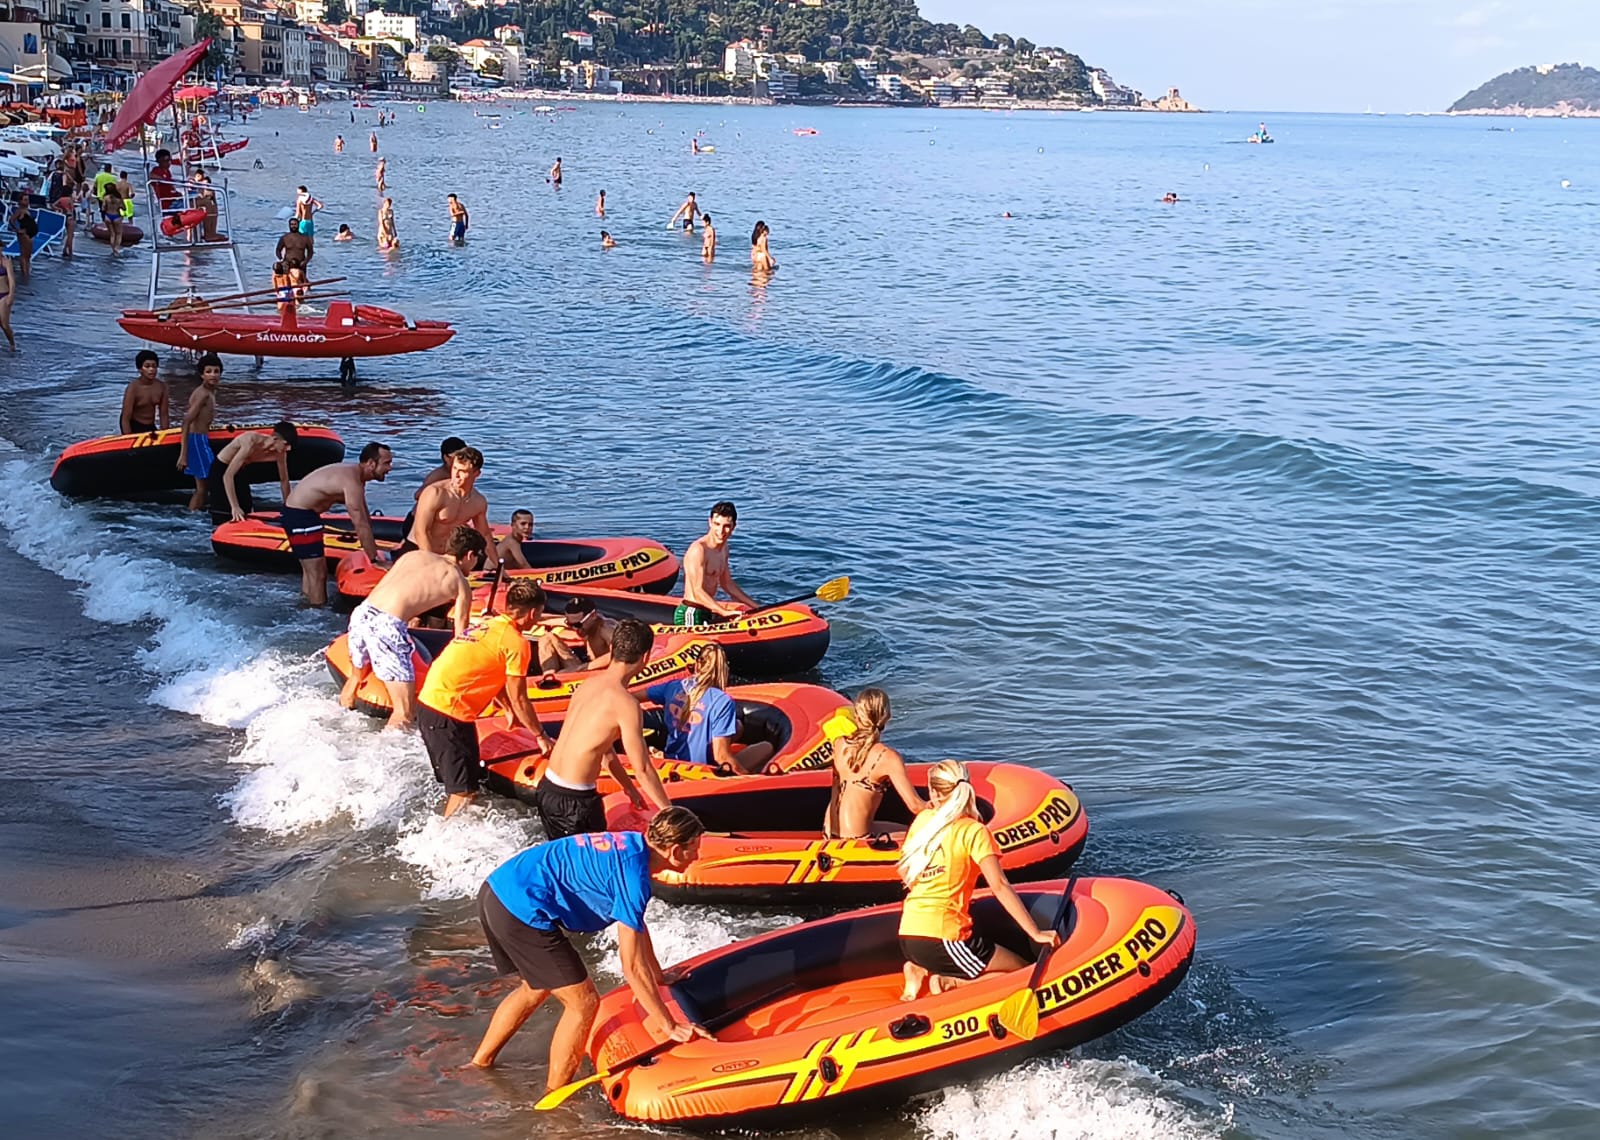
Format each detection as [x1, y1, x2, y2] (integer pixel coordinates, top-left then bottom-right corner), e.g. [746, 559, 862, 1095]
[550, 156, 562, 187]
[334, 134, 344, 153]
[600, 230, 616, 249]
[668, 191, 699, 232]
[596, 189, 605, 217]
[1162, 192, 1180, 203]
[701, 213, 716, 262]
[335, 223, 355, 241]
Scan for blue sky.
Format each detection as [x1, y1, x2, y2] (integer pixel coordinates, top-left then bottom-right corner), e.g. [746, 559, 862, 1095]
[917, 1, 1600, 112]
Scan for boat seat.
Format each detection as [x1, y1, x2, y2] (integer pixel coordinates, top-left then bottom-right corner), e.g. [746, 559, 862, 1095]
[326, 300, 356, 326]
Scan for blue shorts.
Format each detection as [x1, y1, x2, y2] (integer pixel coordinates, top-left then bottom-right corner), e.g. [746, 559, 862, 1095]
[183, 432, 214, 478]
[298, 217, 315, 236]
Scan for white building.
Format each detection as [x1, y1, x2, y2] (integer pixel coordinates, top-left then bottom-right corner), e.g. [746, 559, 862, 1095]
[723, 38, 754, 80]
[852, 58, 876, 80]
[1089, 69, 1135, 105]
[766, 67, 798, 100]
[562, 30, 592, 50]
[492, 23, 521, 44]
[874, 73, 901, 96]
[290, 0, 326, 23]
[362, 10, 418, 45]
[80, 0, 183, 68]
[282, 23, 310, 83]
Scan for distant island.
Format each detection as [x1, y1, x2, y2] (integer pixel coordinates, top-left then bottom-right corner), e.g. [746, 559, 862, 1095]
[1449, 63, 1600, 116]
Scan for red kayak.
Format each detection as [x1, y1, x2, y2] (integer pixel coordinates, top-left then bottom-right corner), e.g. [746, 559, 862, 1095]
[117, 300, 454, 359]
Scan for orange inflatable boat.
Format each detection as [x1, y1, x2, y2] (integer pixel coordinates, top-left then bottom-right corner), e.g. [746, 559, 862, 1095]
[50, 423, 343, 499]
[325, 628, 712, 721]
[215, 520, 677, 594]
[334, 544, 680, 599]
[475, 682, 855, 802]
[581, 876, 1194, 1127]
[603, 761, 1086, 906]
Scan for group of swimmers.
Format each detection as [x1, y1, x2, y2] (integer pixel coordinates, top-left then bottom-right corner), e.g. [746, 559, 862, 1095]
[595, 186, 777, 273]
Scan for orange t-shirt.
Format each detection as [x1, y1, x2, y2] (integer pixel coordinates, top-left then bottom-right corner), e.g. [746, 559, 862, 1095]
[897, 814, 998, 941]
[418, 615, 531, 722]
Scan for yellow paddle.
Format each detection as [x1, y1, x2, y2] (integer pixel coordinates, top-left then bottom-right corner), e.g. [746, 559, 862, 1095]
[535, 981, 797, 1111]
[994, 877, 1078, 1041]
[755, 575, 850, 613]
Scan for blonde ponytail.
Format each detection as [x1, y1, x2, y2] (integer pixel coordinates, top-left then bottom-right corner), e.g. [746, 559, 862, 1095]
[837, 688, 890, 776]
[683, 643, 729, 724]
[897, 760, 981, 886]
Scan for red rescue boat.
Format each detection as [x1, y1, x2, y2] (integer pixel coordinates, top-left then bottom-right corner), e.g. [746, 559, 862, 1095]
[117, 299, 454, 359]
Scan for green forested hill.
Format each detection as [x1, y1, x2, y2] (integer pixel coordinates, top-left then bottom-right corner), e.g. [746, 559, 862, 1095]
[1450, 63, 1600, 111]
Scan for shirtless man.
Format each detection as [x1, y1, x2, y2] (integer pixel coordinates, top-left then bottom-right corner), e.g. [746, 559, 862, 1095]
[276, 217, 312, 274]
[404, 445, 500, 571]
[341, 525, 487, 729]
[668, 191, 699, 232]
[281, 442, 393, 606]
[294, 185, 323, 235]
[701, 214, 716, 262]
[537, 595, 614, 675]
[549, 156, 562, 187]
[210, 421, 298, 523]
[595, 189, 606, 216]
[375, 156, 387, 192]
[400, 434, 466, 540]
[533, 619, 671, 839]
[119, 350, 169, 435]
[676, 500, 756, 625]
[447, 193, 469, 243]
[497, 508, 534, 570]
[175, 353, 224, 511]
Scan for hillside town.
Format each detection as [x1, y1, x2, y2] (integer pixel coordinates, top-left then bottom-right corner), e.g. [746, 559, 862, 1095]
[0, 0, 1197, 108]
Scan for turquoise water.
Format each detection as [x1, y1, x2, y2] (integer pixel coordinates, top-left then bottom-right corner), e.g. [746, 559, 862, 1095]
[1, 105, 1597, 1138]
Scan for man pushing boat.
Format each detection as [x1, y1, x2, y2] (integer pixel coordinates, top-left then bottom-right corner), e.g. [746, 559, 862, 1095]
[533, 618, 673, 840]
[677, 500, 757, 625]
[470, 808, 710, 1085]
[209, 421, 298, 524]
[401, 445, 501, 572]
[282, 443, 392, 606]
[340, 525, 487, 730]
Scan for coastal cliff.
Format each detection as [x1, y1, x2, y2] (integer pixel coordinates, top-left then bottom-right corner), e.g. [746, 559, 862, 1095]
[1449, 63, 1600, 115]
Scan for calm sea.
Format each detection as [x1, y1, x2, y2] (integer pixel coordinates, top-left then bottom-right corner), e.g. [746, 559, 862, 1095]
[1, 104, 1597, 1139]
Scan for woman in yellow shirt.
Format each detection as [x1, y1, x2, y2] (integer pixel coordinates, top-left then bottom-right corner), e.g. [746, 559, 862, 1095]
[898, 760, 1060, 999]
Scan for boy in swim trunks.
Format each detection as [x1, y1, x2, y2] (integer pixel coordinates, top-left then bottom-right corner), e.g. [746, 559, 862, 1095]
[533, 619, 673, 839]
[174, 353, 224, 511]
[496, 508, 534, 571]
[209, 421, 298, 524]
[470, 808, 710, 1087]
[342, 525, 487, 729]
[675, 500, 756, 625]
[280, 442, 393, 606]
[447, 193, 468, 243]
[416, 579, 554, 816]
[119, 350, 169, 435]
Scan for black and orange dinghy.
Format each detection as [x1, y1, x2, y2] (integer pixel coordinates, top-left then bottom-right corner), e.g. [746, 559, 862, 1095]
[475, 682, 855, 803]
[216, 522, 676, 596]
[603, 761, 1086, 906]
[50, 423, 344, 499]
[580, 877, 1194, 1127]
[325, 629, 712, 721]
[334, 542, 680, 599]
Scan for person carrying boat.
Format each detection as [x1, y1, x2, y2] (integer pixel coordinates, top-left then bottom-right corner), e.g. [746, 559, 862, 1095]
[534, 619, 673, 840]
[341, 525, 487, 730]
[897, 760, 1060, 1001]
[469, 807, 710, 1083]
[824, 688, 926, 838]
[417, 578, 553, 816]
[175, 354, 224, 512]
[402, 445, 500, 571]
[280, 443, 393, 606]
[537, 594, 614, 676]
[677, 500, 756, 625]
[646, 643, 776, 774]
[119, 350, 169, 435]
[496, 508, 535, 571]
[209, 421, 298, 524]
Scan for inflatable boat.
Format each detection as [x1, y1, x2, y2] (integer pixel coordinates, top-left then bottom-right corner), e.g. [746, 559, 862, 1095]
[334, 543, 680, 600]
[90, 221, 144, 244]
[49, 424, 344, 499]
[117, 300, 455, 359]
[475, 682, 855, 802]
[325, 628, 712, 721]
[581, 876, 1193, 1127]
[605, 761, 1086, 906]
[215, 520, 676, 596]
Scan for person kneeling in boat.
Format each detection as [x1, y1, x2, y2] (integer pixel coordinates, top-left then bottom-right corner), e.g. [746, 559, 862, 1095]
[418, 579, 554, 816]
[537, 595, 613, 675]
[341, 525, 486, 730]
[825, 688, 926, 837]
[470, 807, 710, 1083]
[281, 443, 393, 606]
[533, 619, 674, 839]
[209, 421, 298, 524]
[898, 760, 1059, 1000]
[646, 643, 775, 774]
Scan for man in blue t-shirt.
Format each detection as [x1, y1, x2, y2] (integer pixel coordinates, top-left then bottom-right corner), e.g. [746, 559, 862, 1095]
[470, 807, 710, 1089]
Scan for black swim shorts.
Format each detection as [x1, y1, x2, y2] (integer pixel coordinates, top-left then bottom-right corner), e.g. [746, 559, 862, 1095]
[207, 466, 253, 523]
[900, 931, 996, 981]
[419, 702, 481, 795]
[532, 778, 606, 840]
[477, 882, 587, 991]
[279, 505, 325, 561]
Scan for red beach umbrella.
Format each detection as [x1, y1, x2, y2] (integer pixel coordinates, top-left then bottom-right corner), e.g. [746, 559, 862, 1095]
[104, 39, 212, 151]
[174, 84, 217, 101]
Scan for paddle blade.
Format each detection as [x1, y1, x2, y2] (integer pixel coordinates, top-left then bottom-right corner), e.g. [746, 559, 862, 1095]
[814, 575, 851, 604]
[534, 1071, 604, 1111]
[995, 986, 1041, 1042]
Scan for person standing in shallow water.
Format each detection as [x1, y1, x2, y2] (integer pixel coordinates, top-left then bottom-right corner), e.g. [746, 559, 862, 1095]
[549, 156, 562, 187]
[751, 220, 778, 273]
[701, 214, 716, 262]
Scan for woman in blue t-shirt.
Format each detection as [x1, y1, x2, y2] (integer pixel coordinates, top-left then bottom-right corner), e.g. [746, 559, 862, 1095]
[645, 644, 774, 773]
